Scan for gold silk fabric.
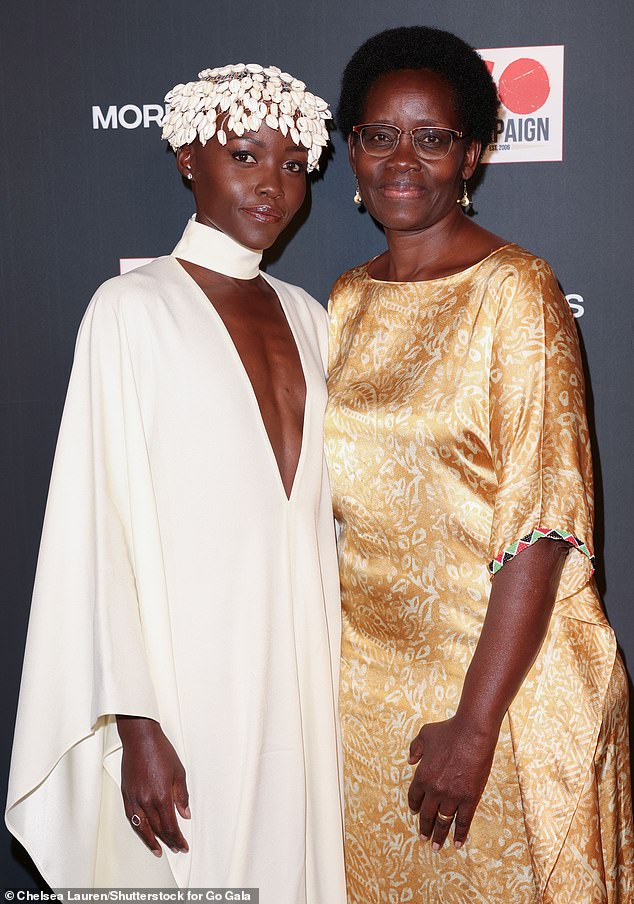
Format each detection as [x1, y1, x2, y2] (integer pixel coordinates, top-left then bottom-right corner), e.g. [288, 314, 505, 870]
[325, 244, 634, 903]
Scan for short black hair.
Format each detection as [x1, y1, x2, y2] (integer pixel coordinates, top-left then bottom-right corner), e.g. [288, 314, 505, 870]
[337, 26, 499, 150]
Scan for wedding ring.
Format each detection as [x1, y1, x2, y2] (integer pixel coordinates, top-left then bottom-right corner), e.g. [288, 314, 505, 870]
[131, 813, 142, 827]
[436, 811, 454, 823]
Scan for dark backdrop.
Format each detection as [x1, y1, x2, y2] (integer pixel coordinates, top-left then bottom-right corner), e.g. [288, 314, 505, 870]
[2, 0, 633, 887]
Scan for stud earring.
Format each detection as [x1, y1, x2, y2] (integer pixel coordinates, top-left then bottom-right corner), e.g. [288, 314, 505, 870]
[186, 173, 193, 181]
[458, 180, 471, 210]
[353, 179, 362, 206]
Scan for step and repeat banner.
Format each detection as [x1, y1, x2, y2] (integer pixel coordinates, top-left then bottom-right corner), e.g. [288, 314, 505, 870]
[2, 0, 632, 887]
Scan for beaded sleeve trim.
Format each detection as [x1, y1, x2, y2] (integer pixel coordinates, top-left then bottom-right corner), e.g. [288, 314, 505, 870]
[489, 528, 595, 575]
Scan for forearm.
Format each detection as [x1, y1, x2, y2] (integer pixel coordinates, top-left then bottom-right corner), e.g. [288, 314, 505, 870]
[455, 538, 569, 732]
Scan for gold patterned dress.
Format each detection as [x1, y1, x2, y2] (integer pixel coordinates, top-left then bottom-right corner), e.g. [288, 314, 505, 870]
[324, 244, 634, 903]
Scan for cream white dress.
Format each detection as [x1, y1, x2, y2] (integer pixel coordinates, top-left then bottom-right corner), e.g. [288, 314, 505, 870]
[5, 219, 346, 903]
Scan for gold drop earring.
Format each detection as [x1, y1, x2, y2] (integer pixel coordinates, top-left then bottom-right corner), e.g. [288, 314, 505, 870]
[458, 180, 471, 210]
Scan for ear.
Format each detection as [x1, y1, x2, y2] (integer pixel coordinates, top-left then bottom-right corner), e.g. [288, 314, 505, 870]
[347, 132, 358, 175]
[176, 144, 196, 180]
[461, 139, 482, 181]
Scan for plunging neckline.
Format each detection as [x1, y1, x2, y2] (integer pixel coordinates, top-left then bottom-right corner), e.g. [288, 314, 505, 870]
[173, 259, 308, 503]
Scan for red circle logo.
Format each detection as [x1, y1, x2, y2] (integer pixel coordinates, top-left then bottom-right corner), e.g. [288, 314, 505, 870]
[497, 58, 551, 114]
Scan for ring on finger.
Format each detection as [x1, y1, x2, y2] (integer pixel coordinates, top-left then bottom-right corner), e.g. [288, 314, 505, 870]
[131, 813, 142, 827]
[436, 811, 455, 823]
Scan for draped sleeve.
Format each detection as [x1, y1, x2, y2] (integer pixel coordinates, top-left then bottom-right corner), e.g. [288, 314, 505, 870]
[5, 278, 175, 888]
[487, 258, 595, 600]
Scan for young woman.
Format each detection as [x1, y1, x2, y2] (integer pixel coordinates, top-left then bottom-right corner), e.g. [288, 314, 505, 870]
[6, 63, 346, 903]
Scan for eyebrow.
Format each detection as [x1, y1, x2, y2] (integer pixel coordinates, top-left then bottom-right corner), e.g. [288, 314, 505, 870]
[226, 135, 308, 154]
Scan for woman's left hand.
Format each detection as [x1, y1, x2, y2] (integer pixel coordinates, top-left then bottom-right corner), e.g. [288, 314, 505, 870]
[407, 715, 499, 851]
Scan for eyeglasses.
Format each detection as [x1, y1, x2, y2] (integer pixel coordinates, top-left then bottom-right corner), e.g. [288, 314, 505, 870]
[352, 123, 466, 161]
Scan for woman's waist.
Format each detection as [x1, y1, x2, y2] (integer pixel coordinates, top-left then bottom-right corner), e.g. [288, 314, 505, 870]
[341, 581, 483, 659]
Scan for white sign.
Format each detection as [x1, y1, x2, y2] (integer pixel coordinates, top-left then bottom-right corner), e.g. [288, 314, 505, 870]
[479, 45, 564, 164]
[93, 104, 167, 130]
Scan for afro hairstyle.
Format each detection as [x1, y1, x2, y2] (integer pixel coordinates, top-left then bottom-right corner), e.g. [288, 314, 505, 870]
[337, 26, 499, 151]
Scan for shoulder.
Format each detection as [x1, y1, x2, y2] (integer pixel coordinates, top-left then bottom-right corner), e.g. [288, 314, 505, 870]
[482, 243, 559, 292]
[330, 261, 372, 298]
[487, 245, 577, 343]
[77, 257, 176, 346]
[88, 257, 174, 312]
[485, 244, 569, 316]
[328, 261, 373, 322]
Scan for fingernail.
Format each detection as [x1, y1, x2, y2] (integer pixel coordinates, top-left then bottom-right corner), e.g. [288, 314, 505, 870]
[454, 840, 463, 850]
[184, 806, 192, 819]
[152, 849, 162, 858]
[432, 842, 440, 852]
[420, 833, 429, 841]
[171, 847, 181, 854]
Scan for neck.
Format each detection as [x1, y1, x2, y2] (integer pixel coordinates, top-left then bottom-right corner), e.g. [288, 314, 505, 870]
[381, 209, 469, 282]
[171, 216, 263, 280]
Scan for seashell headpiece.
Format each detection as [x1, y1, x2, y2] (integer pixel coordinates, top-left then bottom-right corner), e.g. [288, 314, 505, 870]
[162, 63, 332, 172]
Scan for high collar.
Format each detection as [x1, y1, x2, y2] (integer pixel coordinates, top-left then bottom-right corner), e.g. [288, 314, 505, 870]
[171, 216, 263, 279]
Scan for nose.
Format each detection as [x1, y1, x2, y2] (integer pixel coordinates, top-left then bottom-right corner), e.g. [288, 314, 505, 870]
[256, 164, 285, 199]
[388, 132, 421, 171]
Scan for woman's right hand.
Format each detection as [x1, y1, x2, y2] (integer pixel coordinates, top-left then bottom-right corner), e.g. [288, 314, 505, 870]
[116, 715, 190, 857]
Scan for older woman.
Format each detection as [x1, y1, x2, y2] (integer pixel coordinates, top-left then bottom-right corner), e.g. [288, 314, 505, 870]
[6, 64, 346, 901]
[325, 26, 633, 903]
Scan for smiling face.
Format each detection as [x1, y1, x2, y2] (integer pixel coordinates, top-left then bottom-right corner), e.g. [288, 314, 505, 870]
[176, 125, 309, 250]
[349, 68, 481, 235]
